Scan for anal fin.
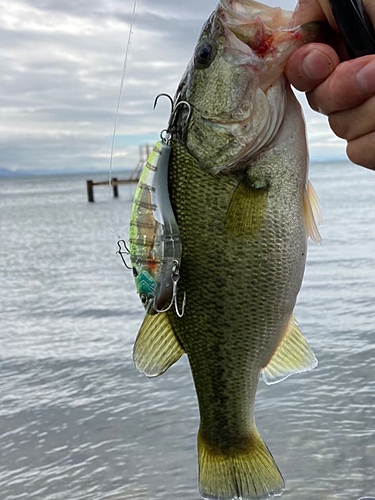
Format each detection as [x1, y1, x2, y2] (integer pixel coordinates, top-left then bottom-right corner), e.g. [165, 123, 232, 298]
[133, 313, 185, 377]
[261, 315, 317, 385]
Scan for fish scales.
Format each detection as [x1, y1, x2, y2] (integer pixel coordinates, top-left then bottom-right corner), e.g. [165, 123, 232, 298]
[167, 131, 306, 443]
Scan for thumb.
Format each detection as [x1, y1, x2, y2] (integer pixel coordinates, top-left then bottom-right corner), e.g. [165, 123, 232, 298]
[285, 43, 340, 92]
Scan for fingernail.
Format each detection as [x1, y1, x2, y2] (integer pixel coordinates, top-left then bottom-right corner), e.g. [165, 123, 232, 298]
[356, 59, 375, 94]
[301, 49, 333, 80]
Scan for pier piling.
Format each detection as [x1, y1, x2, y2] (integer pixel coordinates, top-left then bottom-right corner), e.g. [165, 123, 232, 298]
[112, 177, 119, 198]
[86, 144, 151, 202]
[87, 180, 95, 203]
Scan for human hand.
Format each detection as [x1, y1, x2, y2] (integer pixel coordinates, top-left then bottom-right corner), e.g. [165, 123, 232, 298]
[285, 0, 375, 169]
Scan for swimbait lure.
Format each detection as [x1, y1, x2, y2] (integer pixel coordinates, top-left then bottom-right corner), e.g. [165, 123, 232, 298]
[129, 98, 189, 316]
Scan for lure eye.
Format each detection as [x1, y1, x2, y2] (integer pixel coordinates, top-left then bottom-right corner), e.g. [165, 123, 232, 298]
[140, 294, 148, 305]
[132, 267, 138, 277]
[194, 40, 216, 69]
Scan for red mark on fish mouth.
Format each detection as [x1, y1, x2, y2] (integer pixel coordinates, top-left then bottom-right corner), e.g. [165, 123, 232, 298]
[248, 31, 273, 56]
[244, 19, 274, 57]
[292, 31, 303, 41]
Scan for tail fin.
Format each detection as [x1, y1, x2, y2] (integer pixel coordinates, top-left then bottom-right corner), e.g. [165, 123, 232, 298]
[198, 429, 284, 500]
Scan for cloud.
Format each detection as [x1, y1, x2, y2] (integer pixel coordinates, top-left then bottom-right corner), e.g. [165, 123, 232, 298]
[0, 0, 344, 173]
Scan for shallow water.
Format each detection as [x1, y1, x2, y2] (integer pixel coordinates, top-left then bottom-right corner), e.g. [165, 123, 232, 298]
[1, 162, 375, 500]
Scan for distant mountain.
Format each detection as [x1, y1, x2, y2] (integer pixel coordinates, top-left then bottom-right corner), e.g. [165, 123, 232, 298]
[0, 167, 135, 178]
[0, 168, 26, 178]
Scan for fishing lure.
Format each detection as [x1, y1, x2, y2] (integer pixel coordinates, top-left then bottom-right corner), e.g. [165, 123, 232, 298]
[127, 97, 190, 316]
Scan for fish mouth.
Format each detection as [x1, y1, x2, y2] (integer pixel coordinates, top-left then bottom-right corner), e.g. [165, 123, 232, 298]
[199, 1, 296, 128]
[218, 0, 294, 48]
[203, 1, 292, 167]
[219, 0, 293, 28]
[184, 1, 300, 172]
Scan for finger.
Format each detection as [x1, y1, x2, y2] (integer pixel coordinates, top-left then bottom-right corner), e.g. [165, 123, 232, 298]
[329, 94, 375, 141]
[292, 0, 326, 26]
[364, 0, 375, 26]
[285, 43, 339, 92]
[346, 132, 375, 169]
[306, 55, 375, 114]
[292, 0, 337, 29]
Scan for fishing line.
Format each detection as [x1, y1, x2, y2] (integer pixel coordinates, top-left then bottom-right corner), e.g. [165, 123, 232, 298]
[106, 0, 140, 240]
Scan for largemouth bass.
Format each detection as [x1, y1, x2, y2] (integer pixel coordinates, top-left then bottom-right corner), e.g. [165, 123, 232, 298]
[131, 0, 324, 498]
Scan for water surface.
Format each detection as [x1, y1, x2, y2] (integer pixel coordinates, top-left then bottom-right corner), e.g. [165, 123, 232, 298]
[1, 163, 375, 499]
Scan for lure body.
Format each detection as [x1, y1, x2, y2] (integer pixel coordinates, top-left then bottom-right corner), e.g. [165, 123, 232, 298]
[129, 141, 182, 314]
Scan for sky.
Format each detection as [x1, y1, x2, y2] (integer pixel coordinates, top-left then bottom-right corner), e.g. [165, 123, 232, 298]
[0, 0, 347, 174]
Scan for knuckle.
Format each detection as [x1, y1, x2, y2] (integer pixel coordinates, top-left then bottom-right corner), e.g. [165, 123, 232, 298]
[346, 133, 375, 169]
[306, 91, 321, 113]
[328, 113, 348, 139]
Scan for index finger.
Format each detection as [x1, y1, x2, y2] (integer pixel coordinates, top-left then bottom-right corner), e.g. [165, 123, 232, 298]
[364, 0, 375, 25]
[292, 0, 337, 29]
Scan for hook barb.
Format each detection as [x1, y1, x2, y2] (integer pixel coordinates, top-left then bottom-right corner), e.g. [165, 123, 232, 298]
[153, 93, 174, 111]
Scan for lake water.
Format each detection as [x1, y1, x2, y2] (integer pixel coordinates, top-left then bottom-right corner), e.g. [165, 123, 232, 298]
[1, 162, 375, 500]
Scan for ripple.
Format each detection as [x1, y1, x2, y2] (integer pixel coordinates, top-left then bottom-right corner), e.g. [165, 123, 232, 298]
[1, 166, 375, 499]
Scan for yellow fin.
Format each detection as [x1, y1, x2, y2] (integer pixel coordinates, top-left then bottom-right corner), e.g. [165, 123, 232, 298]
[133, 313, 185, 378]
[225, 179, 268, 237]
[198, 429, 284, 500]
[261, 316, 317, 385]
[303, 180, 322, 244]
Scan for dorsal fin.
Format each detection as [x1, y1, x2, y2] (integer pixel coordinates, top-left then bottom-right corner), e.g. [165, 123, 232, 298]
[261, 315, 317, 385]
[303, 180, 322, 244]
[133, 313, 185, 377]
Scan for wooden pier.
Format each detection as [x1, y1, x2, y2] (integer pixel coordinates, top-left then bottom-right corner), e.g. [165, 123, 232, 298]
[86, 144, 151, 202]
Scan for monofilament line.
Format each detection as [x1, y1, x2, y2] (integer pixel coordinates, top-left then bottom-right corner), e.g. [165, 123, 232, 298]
[107, 0, 140, 239]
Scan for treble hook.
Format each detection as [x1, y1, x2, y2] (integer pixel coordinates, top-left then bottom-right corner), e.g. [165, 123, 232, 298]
[153, 93, 192, 143]
[167, 100, 192, 133]
[154, 262, 186, 318]
[153, 93, 174, 112]
[116, 240, 131, 270]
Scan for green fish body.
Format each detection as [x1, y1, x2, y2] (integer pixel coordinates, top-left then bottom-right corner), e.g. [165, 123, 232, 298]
[131, 1, 324, 498]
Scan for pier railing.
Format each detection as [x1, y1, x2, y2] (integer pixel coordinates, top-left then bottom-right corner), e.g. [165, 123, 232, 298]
[86, 177, 138, 202]
[86, 144, 151, 202]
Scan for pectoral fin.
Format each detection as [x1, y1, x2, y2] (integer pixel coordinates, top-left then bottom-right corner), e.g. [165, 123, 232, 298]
[261, 315, 317, 385]
[133, 313, 185, 377]
[303, 180, 322, 244]
[225, 179, 268, 237]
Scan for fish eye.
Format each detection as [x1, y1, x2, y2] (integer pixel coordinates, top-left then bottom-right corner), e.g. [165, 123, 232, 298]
[194, 40, 216, 69]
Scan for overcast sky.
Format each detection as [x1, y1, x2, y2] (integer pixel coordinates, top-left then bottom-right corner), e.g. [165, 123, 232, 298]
[0, 0, 347, 173]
